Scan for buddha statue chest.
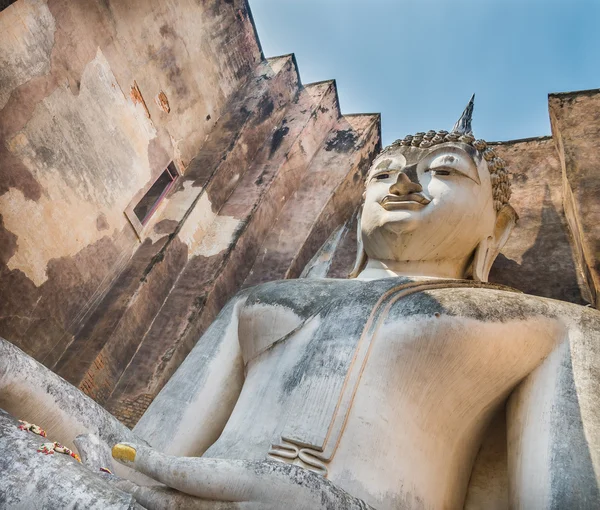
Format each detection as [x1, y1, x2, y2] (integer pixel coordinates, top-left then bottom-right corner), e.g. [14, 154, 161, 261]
[203, 278, 561, 508]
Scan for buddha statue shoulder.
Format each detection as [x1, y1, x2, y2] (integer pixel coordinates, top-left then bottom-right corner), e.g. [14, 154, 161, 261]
[1, 98, 599, 510]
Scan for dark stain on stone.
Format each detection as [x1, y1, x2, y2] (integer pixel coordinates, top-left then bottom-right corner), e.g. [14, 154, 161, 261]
[153, 219, 179, 234]
[357, 151, 376, 178]
[159, 24, 175, 38]
[246, 279, 351, 319]
[512, 171, 528, 184]
[435, 287, 550, 323]
[402, 163, 419, 184]
[97, 0, 110, 12]
[388, 291, 446, 319]
[0, 215, 17, 265]
[96, 213, 109, 231]
[325, 129, 358, 153]
[206, 114, 211, 121]
[254, 95, 274, 125]
[193, 294, 207, 311]
[35, 146, 56, 166]
[270, 124, 289, 156]
[0, 146, 42, 201]
[69, 78, 81, 95]
[141, 250, 165, 282]
[150, 44, 189, 98]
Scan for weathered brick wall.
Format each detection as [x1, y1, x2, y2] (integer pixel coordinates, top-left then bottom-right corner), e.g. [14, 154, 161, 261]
[489, 137, 589, 304]
[1, 2, 382, 427]
[0, 0, 261, 367]
[549, 89, 600, 308]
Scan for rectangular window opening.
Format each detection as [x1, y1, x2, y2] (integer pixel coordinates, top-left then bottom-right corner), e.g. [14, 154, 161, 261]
[133, 162, 178, 225]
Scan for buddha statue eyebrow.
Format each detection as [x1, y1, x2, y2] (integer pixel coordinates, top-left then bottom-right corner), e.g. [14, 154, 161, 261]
[427, 144, 479, 163]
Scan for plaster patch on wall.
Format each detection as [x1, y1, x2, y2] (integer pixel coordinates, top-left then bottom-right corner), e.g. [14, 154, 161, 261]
[169, 134, 187, 171]
[1, 49, 156, 286]
[0, 188, 120, 286]
[0, 0, 56, 111]
[160, 180, 199, 222]
[177, 193, 241, 258]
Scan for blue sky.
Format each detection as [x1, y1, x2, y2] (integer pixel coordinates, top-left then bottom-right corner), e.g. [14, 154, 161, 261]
[249, 0, 600, 145]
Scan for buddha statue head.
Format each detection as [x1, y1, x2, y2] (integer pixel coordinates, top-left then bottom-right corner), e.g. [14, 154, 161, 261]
[351, 95, 518, 281]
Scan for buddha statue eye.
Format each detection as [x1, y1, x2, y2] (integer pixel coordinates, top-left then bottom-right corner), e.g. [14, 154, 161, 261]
[375, 173, 390, 180]
[432, 169, 451, 176]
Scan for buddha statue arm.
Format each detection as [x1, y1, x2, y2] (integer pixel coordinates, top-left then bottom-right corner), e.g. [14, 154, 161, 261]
[506, 308, 600, 508]
[110, 441, 374, 509]
[134, 290, 250, 457]
[0, 336, 151, 482]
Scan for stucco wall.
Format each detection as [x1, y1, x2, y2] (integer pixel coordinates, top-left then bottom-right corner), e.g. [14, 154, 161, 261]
[488, 137, 588, 304]
[549, 89, 600, 308]
[0, 0, 261, 364]
[1, 1, 382, 424]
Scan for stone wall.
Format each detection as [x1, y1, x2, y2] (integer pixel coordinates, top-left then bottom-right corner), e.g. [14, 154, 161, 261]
[0, 0, 382, 426]
[549, 89, 600, 308]
[0, 0, 261, 367]
[488, 137, 589, 304]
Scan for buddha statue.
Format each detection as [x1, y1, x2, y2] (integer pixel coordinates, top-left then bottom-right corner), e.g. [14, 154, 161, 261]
[1, 98, 599, 509]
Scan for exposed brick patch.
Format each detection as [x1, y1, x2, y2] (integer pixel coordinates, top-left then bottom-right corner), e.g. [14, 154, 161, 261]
[108, 394, 154, 429]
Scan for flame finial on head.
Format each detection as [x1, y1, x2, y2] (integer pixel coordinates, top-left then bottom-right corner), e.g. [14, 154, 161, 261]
[452, 94, 475, 135]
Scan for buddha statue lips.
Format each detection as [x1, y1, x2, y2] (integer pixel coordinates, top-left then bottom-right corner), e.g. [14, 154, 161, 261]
[379, 192, 431, 209]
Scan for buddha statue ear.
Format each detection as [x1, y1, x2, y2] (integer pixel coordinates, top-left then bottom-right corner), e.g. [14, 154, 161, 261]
[348, 208, 368, 278]
[470, 204, 518, 282]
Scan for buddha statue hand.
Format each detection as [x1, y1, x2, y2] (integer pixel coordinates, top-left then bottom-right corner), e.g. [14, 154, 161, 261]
[111, 442, 373, 510]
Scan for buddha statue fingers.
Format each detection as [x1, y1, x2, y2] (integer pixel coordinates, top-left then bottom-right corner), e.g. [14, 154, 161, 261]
[112, 442, 374, 510]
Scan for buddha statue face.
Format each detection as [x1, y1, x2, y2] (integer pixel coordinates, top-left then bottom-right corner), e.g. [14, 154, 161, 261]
[353, 138, 517, 281]
[363, 141, 495, 261]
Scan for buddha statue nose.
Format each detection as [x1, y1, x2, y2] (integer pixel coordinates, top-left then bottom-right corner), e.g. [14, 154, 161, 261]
[389, 167, 423, 195]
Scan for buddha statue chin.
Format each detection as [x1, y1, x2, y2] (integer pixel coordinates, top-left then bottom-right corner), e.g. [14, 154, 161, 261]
[111, 103, 600, 510]
[2, 101, 600, 510]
